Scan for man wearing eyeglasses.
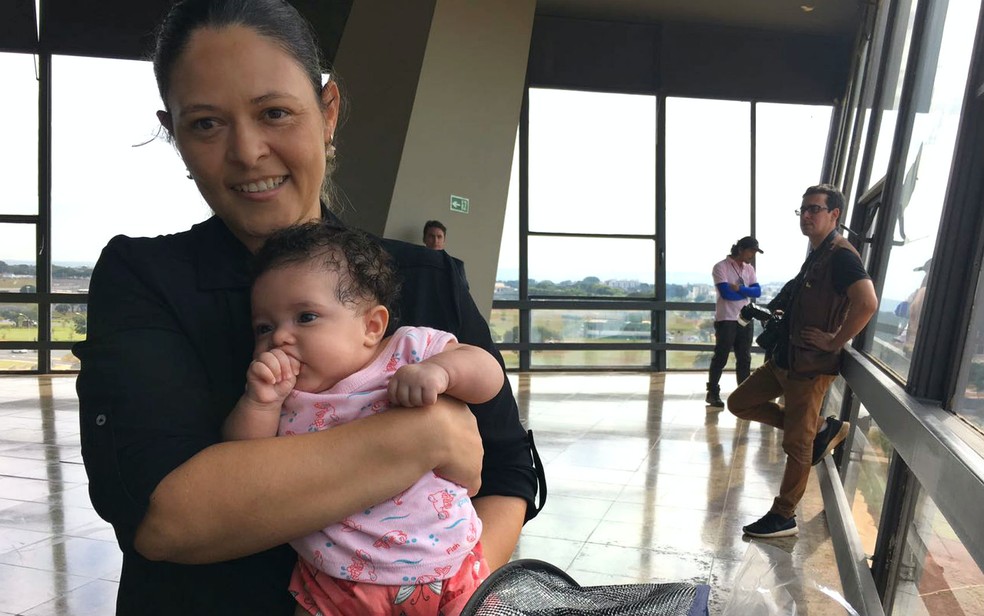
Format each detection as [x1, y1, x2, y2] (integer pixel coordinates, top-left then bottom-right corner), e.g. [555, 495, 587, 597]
[728, 184, 878, 539]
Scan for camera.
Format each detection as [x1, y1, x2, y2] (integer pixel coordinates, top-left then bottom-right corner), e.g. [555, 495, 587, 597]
[738, 303, 786, 354]
[740, 303, 787, 355]
[738, 303, 773, 327]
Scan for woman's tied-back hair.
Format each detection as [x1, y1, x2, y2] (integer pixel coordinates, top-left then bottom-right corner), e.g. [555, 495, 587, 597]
[152, 0, 325, 108]
[252, 222, 402, 322]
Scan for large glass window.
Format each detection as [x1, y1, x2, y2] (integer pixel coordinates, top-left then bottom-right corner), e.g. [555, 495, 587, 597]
[0, 52, 39, 215]
[51, 55, 209, 272]
[490, 308, 520, 344]
[0, 303, 39, 343]
[891, 489, 984, 615]
[501, 94, 837, 369]
[532, 349, 650, 369]
[843, 404, 893, 562]
[865, 0, 981, 381]
[0, 301, 40, 371]
[527, 237, 655, 297]
[665, 309, 714, 345]
[666, 350, 765, 373]
[528, 89, 655, 235]
[0, 223, 36, 289]
[665, 98, 750, 301]
[525, 89, 656, 301]
[755, 103, 832, 288]
[531, 310, 651, 344]
[51, 302, 86, 343]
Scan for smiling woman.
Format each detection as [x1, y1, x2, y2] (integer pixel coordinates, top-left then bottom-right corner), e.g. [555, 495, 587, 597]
[74, 0, 539, 614]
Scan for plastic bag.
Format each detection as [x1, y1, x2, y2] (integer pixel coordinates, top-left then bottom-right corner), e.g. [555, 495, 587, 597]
[721, 542, 860, 616]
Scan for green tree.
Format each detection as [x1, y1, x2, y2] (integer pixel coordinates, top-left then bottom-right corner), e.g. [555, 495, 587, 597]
[667, 284, 687, 298]
[73, 315, 87, 335]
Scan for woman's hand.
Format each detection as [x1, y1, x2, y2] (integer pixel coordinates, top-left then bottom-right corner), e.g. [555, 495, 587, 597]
[425, 395, 483, 496]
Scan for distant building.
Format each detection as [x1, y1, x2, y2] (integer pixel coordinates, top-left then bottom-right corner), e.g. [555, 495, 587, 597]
[688, 284, 714, 301]
[605, 279, 641, 291]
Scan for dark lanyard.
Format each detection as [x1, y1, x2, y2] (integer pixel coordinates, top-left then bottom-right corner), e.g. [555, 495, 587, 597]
[730, 260, 745, 287]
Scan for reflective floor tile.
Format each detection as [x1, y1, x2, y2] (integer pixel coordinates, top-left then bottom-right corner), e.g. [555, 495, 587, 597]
[0, 563, 91, 614]
[21, 578, 119, 616]
[570, 542, 712, 584]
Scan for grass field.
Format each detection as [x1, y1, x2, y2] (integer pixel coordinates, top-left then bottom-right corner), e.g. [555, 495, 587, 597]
[0, 350, 79, 371]
[0, 277, 36, 292]
[0, 319, 85, 343]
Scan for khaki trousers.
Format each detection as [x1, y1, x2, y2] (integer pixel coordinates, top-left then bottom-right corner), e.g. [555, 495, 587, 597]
[727, 360, 836, 519]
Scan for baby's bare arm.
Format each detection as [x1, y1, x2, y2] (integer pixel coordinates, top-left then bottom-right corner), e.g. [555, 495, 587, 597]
[388, 342, 504, 407]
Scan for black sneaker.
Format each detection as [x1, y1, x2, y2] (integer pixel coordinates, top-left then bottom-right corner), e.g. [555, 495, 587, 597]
[742, 512, 798, 538]
[812, 417, 850, 466]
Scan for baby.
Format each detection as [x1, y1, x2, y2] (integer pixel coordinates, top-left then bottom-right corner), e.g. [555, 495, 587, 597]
[223, 222, 503, 616]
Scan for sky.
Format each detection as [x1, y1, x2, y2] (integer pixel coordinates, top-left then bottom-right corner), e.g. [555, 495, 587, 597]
[2, 0, 979, 304]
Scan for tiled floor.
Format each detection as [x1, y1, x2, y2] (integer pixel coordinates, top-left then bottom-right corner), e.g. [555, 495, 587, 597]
[0, 373, 850, 615]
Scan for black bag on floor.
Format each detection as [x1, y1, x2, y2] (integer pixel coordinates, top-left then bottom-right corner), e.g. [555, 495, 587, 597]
[461, 559, 710, 615]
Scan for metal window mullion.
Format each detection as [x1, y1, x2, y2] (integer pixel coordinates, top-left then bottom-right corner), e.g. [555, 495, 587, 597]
[870, 452, 920, 613]
[654, 94, 667, 371]
[36, 44, 52, 373]
[833, 1, 878, 188]
[518, 85, 530, 371]
[526, 230, 657, 241]
[821, 96, 845, 184]
[750, 101, 757, 233]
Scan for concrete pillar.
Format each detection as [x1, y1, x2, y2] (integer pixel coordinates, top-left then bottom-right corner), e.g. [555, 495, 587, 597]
[331, 0, 535, 316]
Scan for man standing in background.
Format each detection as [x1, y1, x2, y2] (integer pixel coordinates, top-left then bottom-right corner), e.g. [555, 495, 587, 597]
[423, 220, 468, 290]
[729, 184, 878, 538]
[706, 237, 763, 407]
[423, 220, 447, 250]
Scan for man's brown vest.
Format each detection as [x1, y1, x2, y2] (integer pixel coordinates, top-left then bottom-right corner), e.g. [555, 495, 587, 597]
[787, 233, 862, 376]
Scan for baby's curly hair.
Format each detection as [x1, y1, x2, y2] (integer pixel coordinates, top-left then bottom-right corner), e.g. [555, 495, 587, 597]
[252, 222, 401, 320]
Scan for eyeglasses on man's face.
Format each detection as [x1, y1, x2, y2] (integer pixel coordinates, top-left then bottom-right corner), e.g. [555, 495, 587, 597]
[794, 204, 832, 216]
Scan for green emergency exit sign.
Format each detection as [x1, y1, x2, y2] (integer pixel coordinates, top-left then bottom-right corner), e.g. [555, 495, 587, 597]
[450, 195, 470, 214]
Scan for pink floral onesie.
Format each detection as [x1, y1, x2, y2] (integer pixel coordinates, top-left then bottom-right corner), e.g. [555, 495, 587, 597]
[281, 326, 487, 615]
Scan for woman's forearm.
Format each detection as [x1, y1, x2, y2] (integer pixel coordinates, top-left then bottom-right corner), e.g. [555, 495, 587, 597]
[472, 495, 526, 570]
[135, 406, 468, 564]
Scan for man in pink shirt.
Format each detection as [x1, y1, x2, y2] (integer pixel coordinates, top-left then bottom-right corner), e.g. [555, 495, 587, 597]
[706, 237, 763, 407]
